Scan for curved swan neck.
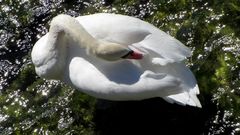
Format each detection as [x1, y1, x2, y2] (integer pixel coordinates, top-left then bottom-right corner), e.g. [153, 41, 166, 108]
[32, 14, 101, 80]
[48, 14, 136, 61]
[49, 14, 99, 51]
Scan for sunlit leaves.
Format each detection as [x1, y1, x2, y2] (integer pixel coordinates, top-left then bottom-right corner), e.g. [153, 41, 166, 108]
[0, 0, 240, 134]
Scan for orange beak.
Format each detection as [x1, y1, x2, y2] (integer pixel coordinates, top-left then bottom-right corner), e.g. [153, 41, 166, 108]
[122, 50, 143, 59]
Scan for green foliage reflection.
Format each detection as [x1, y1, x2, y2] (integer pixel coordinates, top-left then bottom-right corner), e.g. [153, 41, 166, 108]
[0, 0, 239, 134]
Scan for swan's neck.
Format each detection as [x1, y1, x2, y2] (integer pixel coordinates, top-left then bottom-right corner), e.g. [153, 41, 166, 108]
[49, 14, 99, 51]
[48, 14, 131, 61]
[34, 14, 100, 80]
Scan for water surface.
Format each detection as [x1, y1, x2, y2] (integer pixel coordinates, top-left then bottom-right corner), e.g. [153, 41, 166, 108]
[0, 0, 240, 134]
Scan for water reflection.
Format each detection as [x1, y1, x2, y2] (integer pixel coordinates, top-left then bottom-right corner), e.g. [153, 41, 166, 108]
[0, 0, 240, 134]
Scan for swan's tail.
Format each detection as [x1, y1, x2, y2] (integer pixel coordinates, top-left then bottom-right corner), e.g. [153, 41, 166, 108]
[163, 87, 202, 108]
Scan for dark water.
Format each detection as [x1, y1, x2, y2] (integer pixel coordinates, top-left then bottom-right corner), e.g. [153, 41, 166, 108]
[0, 0, 240, 134]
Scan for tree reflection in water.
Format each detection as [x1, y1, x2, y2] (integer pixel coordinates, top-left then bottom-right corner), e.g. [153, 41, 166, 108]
[0, 0, 240, 134]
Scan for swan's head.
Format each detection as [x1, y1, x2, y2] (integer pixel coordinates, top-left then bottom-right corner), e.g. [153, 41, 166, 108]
[95, 42, 143, 61]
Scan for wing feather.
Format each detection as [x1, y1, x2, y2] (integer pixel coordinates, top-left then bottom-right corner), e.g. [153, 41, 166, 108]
[76, 13, 200, 107]
[77, 13, 191, 64]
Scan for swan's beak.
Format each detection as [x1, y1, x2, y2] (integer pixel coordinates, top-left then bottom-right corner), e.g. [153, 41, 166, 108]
[121, 50, 143, 59]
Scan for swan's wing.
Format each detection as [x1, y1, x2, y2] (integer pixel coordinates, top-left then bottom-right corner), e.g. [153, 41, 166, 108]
[160, 63, 201, 107]
[163, 87, 201, 107]
[75, 13, 200, 107]
[77, 14, 151, 45]
[77, 13, 191, 64]
[136, 33, 191, 64]
[68, 57, 184, 100]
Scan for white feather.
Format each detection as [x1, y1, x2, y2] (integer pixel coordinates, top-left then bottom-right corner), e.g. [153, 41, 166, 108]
[31, 13, 201, 107]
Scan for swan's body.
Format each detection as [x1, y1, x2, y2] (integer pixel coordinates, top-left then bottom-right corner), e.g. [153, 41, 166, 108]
[31, 13, 201, 107]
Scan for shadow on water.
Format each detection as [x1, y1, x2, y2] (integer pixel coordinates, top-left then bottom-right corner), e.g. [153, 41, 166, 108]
[94, 98, 209, 135]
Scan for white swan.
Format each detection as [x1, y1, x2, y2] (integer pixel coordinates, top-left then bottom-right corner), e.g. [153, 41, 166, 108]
[31, 13, 201, 107]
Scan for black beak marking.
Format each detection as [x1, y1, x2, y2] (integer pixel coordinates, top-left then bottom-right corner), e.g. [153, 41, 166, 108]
[121, 50, 134, 58]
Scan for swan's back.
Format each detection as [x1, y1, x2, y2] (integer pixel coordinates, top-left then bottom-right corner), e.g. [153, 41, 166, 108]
[77, 13, 191, 63]
[76, 13, 201, 107]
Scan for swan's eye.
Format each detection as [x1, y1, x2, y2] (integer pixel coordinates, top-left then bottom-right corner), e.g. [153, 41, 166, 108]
[121, 50, 134, 59]
[121, 50, 143, 60]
